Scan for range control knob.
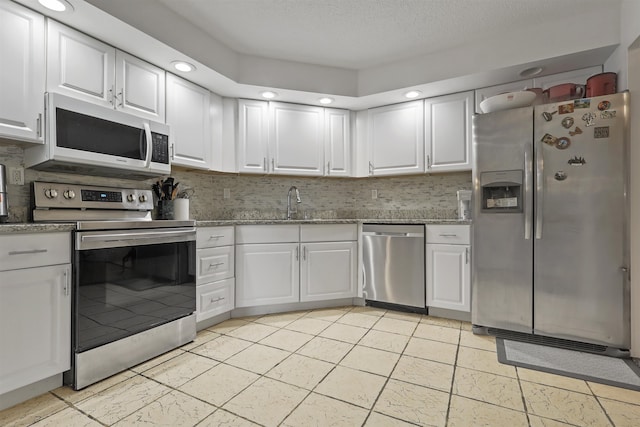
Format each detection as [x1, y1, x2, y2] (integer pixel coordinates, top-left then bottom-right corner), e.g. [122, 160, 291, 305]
[139, 194, 147, 203]
[63, 190, 76, 199]
[44, 188, 58, 199]
[126, 194, 135, 202]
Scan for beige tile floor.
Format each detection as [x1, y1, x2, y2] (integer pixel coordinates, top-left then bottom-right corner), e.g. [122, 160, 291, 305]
[2, 305, 640, 426]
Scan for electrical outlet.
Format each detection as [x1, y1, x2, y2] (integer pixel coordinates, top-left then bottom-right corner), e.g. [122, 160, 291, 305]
[371, 189, 378, 199]
[223, 188, 230, 199]
[8, 167, 24, 185]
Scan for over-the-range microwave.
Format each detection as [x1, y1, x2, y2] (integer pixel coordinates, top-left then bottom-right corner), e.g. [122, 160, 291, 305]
[24, 93, 170, 179]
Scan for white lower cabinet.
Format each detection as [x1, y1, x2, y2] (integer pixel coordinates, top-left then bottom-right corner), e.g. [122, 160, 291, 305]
[426, 225, 471, 313]
[195, 226, 234, 322]
[0, 233, 71, 397]
[235, 224, 357, 308]
[300, 241, 357, 302]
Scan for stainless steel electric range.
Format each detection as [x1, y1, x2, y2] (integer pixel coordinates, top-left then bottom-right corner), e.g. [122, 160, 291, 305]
[32, 181, 196, 390]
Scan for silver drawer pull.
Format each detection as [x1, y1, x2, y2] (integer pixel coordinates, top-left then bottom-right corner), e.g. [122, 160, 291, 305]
[8, 249, 48, 256]
[208, 262, 224, 270]
[209, 235, 225, 239]
[438, 234, 459, 237]
[209, 296, 225, 303]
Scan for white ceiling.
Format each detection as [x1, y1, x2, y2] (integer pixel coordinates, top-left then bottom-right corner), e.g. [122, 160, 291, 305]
[155, 0, 603, 70]
[17, 0, 622, 109]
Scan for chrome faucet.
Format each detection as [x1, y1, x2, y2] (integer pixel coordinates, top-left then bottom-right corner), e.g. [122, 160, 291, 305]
[287, 186, 301, 220]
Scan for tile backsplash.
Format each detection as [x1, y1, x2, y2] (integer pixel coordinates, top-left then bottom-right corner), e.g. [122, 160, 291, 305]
[1, 142, 471, 222]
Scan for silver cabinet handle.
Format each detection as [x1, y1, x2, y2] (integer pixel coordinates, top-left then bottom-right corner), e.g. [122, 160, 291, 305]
[438, 233, 459, 238]
[63, 269, 70, 296]
[36, 113, 42, 138]
[108, 85, 115, 105]
[271, 158, 275, 171]
[295, 246, 299, 261]
[207, 262, 224, 270]
[535, 139, 544, 239]
[209, 235, 225, 240]
[8, 249, 48, 256]
[263, 157, 267, 171]
[427, 155, 431, 169]
[465, 247, 469, 264]
[368, 161, 373, 176]
[303, 246, 307, 260]
[327, 161, 330, 175]
[170, 143, 175, 160]
[209, 296, 225, 303]
[117, 90, 124, 107]
[524, 142, 532, 240]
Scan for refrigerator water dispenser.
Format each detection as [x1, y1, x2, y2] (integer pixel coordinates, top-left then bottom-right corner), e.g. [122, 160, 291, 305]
[480, 170, 523, 213]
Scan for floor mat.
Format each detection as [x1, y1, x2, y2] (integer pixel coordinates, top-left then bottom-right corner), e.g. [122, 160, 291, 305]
[496, 338, 640, 391]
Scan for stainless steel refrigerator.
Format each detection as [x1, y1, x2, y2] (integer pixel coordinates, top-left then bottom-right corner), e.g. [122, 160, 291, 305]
[471, 92, 630, 352]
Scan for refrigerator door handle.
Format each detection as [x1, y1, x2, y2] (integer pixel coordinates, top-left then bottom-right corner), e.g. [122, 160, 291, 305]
[535, 139, 544, 239]
[524, 142, 532, 240]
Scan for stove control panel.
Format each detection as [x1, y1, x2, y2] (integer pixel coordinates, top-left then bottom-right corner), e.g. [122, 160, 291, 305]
[32, 182, 154, 211]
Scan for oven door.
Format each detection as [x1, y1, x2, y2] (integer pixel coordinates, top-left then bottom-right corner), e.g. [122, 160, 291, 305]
[73, 227, 196, 353]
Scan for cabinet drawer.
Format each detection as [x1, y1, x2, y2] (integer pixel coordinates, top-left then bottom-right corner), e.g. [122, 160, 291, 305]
[236, 225, 299, 244]
[426, 225, 470, 245]
[0, 232, 70, 271]
[196, 278, 234, 322]
[196, 226, 234, 248]
[197, 246, 234, 285]
[300, 224, 357, 242]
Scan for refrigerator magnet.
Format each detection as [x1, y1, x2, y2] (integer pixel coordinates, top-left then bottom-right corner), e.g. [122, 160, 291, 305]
[574, 99, 591, 109]
[554, 171, 568, 181]
[542, 111, 557, 121]
[541, 133, 558, 145]
[556, 137, 571, 149]
[561, 117, 574, 128]
[569, 126, 583, 136]
[582, 112, 597, 126]
[600, 110, 617, 119]
[558, 103, 575, 114]
[568, 156, 586, 166]
[594, 126, 610, 138]
[597, 100, 611, 111]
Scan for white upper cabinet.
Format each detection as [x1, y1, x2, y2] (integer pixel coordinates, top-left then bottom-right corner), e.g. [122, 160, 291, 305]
[324, 108, 351, 177]
[115, 50, 165, 121]
[424, 91, 473, 172]
[0, 1, 45, 143]
[270, 102, 324, 176]
[474, 79, 533, 114]
[166, 73, 211, 169]
[47, 20, 165, 121]
[368, 100, 424, 176]
[533, 65, 602, 89]
[237, 99, 270, 174]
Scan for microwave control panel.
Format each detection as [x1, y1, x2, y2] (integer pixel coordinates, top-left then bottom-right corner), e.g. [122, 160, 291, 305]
[151, 133, 170, 164]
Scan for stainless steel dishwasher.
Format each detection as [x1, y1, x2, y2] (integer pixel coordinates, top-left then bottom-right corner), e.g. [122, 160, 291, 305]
[362, 224, 426, 312]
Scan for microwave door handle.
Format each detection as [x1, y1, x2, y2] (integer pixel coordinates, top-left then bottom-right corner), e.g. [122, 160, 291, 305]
[143, 122, 152, 168]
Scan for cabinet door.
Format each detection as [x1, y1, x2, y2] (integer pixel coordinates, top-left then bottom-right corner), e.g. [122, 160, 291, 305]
[115, 50, 165, 121]
[0, 1, 45, 143]
[0, 265, 71, 395]
[237, 99, 269, 174]
[425, 91, 473, 172]
[300, 241, 356, 302]
[47, 20, 115, 107]
[426, 244, 470, 312]
[166, 73, 212, 169]
[235, 243, 299, 307]
[368, 100, 424, 176]
[475, 79, 533, 113]
[270, 102, 324, 176]
[324, 108, 351, 177]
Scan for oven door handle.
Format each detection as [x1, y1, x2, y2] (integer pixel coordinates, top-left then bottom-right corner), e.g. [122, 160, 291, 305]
[78, 229, 195, 250]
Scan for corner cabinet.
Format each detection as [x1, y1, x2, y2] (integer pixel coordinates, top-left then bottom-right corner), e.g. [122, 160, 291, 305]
[0, 232, 71, 396]
[235, 224, 357, 308]
[47, 20, 165, 122]
[368, 100, 424, 176]
[0, 1, 45, 143]
[236, 100, 350, 176]
[426, 225, 471, 313]
[166, 74, 212, 169]
[424, 91, 473, 172]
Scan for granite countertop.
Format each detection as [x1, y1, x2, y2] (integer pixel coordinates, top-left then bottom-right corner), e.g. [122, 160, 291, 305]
[0, 218, 471, 234]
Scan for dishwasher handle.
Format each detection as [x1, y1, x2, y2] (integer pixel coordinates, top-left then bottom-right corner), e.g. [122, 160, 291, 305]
[362, 231, 423, 238]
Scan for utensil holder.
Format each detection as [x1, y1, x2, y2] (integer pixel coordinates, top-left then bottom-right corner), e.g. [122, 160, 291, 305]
[157, 200, 175, 220]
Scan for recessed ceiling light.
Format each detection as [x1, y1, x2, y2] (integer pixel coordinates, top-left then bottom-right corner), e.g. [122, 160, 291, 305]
[261, 91, 277, 99]
[319, 97, 333, 105]
[38, 0, 73, 12]
[171, 61, 196, 72]
[520, 66, 544, 77]
[404, 90, 422, 99]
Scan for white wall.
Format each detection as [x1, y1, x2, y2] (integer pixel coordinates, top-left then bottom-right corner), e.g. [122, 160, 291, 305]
[605, 0, 640, 357]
